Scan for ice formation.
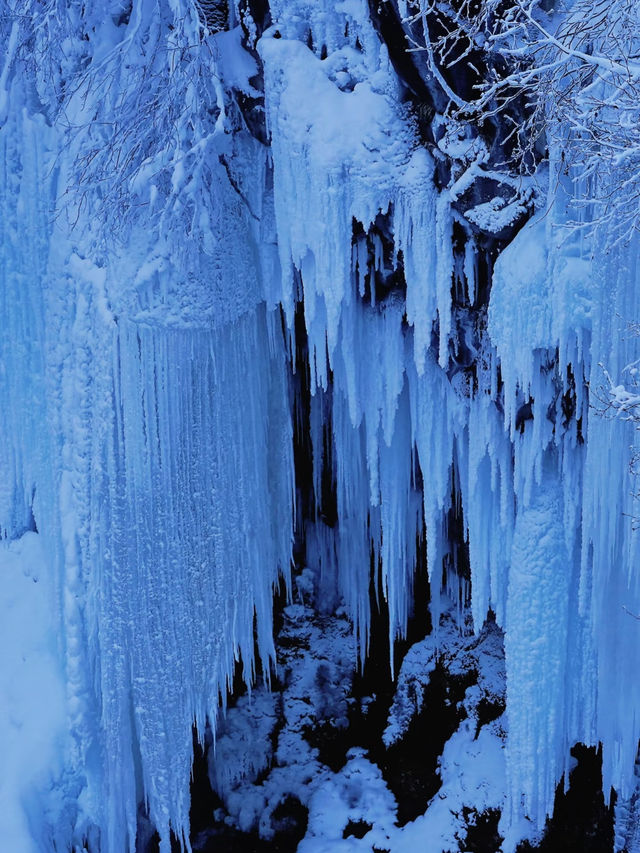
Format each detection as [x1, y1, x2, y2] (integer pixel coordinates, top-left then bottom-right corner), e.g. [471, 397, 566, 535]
[1, 0, 640, 850]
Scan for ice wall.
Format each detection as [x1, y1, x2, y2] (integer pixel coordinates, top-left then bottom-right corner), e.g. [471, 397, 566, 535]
[0, 7, 293, 850]
[260, 0, 640, 846]
[2, 0, 640, 850]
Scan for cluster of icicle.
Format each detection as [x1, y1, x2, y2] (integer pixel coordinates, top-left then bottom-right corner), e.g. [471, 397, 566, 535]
[1, 0, 640, 850]
[263, 3, 640, 848]
[1, 3, 293, 849]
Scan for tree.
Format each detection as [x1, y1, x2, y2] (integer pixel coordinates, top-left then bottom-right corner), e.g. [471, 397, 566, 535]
[3, 0, 232, 250]
[404, 0, 640, 241]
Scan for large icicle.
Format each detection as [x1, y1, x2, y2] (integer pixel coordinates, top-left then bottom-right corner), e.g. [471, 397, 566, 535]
[1, 14, 295, 850]
[503, 463, 572, 833]
[88, 311, 293, 851]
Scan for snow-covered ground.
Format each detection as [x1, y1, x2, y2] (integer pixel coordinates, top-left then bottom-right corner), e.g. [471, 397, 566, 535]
[206, 579, 530, 853]
[0, 533, 67, 852]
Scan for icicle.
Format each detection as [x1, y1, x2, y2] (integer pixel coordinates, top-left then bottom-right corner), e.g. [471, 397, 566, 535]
[435, 195, 454, 368]
[503, 461, 572, 834]
[395, 148, 438, 375]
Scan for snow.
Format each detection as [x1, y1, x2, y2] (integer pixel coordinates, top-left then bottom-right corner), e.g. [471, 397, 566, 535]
[0, 533, 67, 852]
[300, 752, 397, 852]
[209, 597, 358, 838]
[464, 195, 529, 233]
[211, 595, 511, 853]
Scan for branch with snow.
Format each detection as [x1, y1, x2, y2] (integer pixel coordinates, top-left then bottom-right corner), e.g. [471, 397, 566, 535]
[403, 0, 640, 240]
[600, 360, 640, 422]
[6, 0, 234, 250]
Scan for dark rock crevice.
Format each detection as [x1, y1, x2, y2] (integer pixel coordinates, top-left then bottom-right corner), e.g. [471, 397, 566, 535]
[516, 745, 615, 853]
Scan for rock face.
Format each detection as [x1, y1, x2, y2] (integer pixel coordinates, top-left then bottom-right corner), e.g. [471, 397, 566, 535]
[0, 1, 639, 852]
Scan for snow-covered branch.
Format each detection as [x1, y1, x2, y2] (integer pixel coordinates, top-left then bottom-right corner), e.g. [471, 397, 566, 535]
[405, 0, 640, 239]
[4, 0, 233, 249]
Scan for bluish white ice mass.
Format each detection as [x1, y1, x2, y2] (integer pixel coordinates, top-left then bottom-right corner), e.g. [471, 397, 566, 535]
[1, 0, 640, 850]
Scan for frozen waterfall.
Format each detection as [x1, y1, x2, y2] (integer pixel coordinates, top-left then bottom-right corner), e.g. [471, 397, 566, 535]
[1, 0, 639, 851]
